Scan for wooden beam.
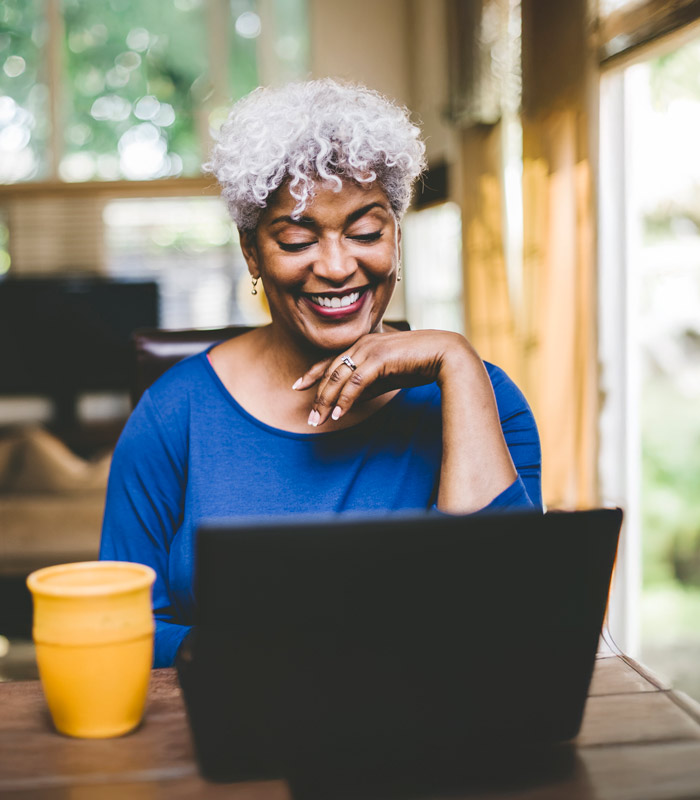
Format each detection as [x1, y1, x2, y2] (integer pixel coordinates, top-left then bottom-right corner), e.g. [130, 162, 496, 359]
[598, 0, 700, 65]
[0, 177, 220, 201]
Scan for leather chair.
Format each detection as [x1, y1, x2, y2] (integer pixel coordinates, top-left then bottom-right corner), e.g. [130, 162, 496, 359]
[131, 321, 410, 406]
[131, 326, 252, 406]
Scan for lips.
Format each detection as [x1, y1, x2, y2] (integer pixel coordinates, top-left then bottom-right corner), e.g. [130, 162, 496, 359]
[303, 287, 368, 317]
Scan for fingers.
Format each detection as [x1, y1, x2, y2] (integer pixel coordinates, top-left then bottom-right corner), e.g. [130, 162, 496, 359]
[293, 329, 452, 428]
[292, 354, 364, 427]
[292, 358, 332, 392]
[309, 350, 373, 426]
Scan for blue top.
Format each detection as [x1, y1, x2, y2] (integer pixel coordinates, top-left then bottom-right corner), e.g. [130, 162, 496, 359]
[100, 351, 542, 667]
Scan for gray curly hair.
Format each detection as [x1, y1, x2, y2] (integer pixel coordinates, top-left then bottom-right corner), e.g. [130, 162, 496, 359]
[204, 78, 427, 232]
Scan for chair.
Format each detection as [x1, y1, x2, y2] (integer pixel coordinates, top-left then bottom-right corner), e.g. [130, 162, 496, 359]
[131, 321, 410, 406]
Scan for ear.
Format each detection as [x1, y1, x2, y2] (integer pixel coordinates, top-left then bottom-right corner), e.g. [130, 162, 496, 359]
[239, 229, 260, 278]
[396, 224, 402, 260]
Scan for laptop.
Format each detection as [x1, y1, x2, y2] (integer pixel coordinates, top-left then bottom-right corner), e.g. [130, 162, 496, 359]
[177, 508, 622, 784]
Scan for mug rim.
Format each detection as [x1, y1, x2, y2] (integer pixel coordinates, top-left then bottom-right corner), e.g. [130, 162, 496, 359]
[27, 561, 156, 598]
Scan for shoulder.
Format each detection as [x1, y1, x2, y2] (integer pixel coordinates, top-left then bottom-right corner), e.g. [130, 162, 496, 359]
[145, 350, 212, 406]
[139, 350, 224, 426]
[113, 352, 213, 465]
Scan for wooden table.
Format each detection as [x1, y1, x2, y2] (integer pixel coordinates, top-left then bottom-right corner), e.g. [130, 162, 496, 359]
[2, 646, 700, 800]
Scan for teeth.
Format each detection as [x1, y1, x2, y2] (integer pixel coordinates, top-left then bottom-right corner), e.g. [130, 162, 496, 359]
[310, 291, 360, 308]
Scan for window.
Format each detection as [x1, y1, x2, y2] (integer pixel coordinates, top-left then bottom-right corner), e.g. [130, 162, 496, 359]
[403, 203, 464, 333]
[0, 0, 308, 332]
[103, 196, 270, 328]
[0, 0, 309, 183]
[600, 34, 700, 702]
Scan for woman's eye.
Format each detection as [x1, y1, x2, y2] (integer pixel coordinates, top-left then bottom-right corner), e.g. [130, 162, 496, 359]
[348, 231, 382, 243]
[278, 241, 315, 252]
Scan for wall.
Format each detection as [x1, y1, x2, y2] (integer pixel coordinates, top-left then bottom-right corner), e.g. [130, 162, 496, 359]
[309, 0, 455, 169]
[309, 0, 412, 105]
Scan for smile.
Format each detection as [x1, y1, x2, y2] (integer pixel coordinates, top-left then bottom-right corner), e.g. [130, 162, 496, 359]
[302, 287, 369, 318]
[309, 290, 362, 309]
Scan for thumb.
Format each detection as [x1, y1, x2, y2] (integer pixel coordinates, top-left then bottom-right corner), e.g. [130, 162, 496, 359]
[292, 358, 332, 391]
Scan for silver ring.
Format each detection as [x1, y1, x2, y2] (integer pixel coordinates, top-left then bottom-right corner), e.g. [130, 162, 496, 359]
[340, 355, 357, 371]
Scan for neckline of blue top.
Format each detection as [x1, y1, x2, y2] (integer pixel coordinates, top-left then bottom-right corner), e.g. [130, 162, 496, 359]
[198, 349, 419, 442]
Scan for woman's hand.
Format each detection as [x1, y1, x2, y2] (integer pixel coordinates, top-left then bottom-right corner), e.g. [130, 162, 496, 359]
[293, 329, 474, 427]
[294, 328, 518, 514]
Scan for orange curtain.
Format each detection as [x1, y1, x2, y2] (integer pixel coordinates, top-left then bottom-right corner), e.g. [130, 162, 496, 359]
[458, 0, 599, 509]
[520, 115, 598, 508]
[461, 124, 521, 382]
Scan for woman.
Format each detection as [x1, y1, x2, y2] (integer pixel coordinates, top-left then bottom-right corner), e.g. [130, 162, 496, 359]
[100, 79, 542, 668]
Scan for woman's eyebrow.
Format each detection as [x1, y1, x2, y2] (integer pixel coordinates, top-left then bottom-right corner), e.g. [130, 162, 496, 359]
[269, 202, 388, 229]
[268, 214, 316, 228]
[346, 202, 387, 224]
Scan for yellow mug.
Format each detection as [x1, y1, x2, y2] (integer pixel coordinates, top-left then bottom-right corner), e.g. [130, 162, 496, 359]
[26, 560, 156, 738]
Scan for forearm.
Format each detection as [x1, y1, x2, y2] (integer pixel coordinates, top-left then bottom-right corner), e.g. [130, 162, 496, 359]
[436, 344, 517, 514]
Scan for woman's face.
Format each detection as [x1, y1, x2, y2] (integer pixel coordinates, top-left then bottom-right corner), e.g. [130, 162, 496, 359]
[240, 179, 400, 355]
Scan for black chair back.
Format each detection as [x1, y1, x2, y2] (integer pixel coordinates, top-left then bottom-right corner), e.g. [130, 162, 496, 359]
[131, 320, 410, 406]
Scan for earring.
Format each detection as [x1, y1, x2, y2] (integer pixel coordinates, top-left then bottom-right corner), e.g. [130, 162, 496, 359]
[396, 263, 402, 282]
[251, 277, 259, 295]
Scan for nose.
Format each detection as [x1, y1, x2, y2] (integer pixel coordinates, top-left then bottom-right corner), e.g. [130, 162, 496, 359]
[313, 239, 357, 285]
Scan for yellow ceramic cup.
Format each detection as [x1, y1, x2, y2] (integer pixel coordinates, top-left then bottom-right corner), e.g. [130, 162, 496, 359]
[26, 560, 156, 739]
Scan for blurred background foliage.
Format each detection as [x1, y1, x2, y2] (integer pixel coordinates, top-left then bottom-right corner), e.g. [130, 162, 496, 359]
[637, 37, 700, 695]
[0, 0, 51, 181]
[61, 0, 213, 180]
[0, 0, 307, 183]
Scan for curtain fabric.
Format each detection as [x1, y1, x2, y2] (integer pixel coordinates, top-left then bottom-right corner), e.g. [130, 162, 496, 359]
[453, 0, 598, 508]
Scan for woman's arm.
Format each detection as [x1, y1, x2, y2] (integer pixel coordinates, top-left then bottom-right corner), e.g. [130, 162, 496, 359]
[295, 330, 540, 514]
[434, 341, 517, 513]
[100, 392, 191, 667]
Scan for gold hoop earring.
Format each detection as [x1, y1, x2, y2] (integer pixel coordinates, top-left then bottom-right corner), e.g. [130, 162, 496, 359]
[251, 277, 259, 295]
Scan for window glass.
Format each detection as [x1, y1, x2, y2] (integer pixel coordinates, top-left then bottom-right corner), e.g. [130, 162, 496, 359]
[0, 0, 50, 182]
[60, 0, 210, 181]
[1, 0, 309, 186]
[229, 0, 260, 102]
[269, 0, 310, 83]
[103, 196, 269, 329]
[403, 202, 464, 333]
[626, 38, 700, 702]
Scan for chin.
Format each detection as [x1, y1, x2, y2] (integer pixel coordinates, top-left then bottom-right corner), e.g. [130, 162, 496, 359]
[305, 317, 381, 353]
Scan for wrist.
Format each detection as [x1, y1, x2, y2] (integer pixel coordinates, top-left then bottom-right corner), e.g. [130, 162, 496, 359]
[436, 335, 485, 390]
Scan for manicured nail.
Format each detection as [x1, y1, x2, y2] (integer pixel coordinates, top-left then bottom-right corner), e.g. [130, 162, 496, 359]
[307, 410, 319, 427]
[292, 378, 302, 390]
[331, 406, 342, 421]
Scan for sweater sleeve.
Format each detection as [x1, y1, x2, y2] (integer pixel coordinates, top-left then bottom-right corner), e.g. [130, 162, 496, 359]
[99, 391, 191, 667]
[479, 363, 543, 513]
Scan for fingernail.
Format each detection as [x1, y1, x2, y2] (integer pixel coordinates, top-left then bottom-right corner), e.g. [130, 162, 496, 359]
[307, 410, 319, 427]
[331, 406, 342, 421]
[292, 378, 302, 390]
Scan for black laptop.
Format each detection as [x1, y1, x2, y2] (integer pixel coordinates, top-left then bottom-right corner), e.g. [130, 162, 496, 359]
[177, 508, 622, 784]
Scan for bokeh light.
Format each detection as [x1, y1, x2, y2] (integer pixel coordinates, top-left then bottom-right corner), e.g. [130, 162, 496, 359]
[235, 11, 261, 39]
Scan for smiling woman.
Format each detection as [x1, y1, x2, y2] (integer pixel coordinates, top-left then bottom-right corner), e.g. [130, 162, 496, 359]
[100, 78, 543, 668]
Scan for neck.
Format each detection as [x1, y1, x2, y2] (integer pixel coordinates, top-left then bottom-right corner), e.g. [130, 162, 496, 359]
[255, 323, 340, 387]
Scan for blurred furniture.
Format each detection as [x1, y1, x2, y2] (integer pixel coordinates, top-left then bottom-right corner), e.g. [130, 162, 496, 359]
[0, 277, 158, 430]
[131, 325, 253, 406]
[131, 321, 412, 405]
[0, 426, 109, 575]
[0, 426, 109, 635]
[0, 277, 157, 637]
[2, 649, 700, 798]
